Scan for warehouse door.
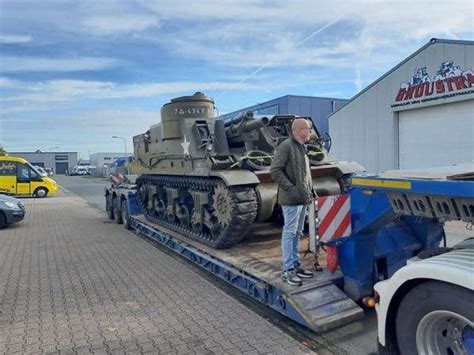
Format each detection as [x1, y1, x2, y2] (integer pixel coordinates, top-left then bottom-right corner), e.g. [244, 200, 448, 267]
[55, 162, 69, 175]
[398, 100, 474, 169]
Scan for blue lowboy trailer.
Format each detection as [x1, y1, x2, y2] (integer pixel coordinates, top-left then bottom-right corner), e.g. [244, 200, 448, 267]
[104, 168, 474, 354]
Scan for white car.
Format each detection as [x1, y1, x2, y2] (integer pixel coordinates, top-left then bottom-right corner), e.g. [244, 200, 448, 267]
[33, 166, 48, 177]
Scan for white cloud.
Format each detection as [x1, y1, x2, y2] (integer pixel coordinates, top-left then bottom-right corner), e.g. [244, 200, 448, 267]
[138, 0, 473, 72]
[0, 34, 32, 44]
[81, 14, 161, 35]
[355, 67, 363, 92]
[1, 109, 160, 156]
[0, 56, 123, 73]
[0, 78, 264, 114]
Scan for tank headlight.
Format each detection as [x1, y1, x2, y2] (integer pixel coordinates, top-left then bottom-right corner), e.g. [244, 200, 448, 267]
[207, 143, 213, 151]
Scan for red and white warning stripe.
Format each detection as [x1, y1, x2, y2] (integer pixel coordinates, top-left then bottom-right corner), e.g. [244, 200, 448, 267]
[317, 194, 351, 242]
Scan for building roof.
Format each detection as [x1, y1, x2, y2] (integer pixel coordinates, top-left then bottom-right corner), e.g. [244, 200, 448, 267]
[218, 94, 347, 118]
[11, 151, 78, 154]
[329, 38, 474, 117]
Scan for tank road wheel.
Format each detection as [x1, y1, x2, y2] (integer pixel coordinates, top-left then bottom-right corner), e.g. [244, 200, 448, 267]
[207, 183, 258, 249]
[113, 197, 123, 224]
[121, 200, 131, 230]
[156, 198, 166, 219]
[396, 281, 474, 355]
[106, 194, 115, 220]
[212, 184, 233, 226]
[176, 203, 192, 228]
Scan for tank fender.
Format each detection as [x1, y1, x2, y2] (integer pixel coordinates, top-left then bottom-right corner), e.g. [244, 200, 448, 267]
[210, 170, 259, 186]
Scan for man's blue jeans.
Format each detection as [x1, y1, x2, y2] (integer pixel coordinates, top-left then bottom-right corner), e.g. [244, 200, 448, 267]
[281, 205, 307, 271]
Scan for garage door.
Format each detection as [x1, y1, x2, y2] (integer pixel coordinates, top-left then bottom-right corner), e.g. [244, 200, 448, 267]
[55, 162, 69, 175]
[399, 100, 474, 169]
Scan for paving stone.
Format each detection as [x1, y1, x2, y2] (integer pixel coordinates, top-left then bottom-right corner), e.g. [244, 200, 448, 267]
[0, 191, 315, 354]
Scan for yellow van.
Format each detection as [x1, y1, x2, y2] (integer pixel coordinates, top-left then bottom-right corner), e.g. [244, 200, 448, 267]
[0, 156, 58, 197]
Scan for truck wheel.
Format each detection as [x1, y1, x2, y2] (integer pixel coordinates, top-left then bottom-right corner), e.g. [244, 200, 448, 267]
[114, 197, 123, 224]
[396, 281, 474, 355]
[35, 187, 48, 198]
[121, 200, 131, 230]
[106, 194, 115, 220]
[0, 212, 7, 229]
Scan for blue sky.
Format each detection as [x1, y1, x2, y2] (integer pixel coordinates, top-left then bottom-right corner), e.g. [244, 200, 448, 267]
[1, 0, 473, 159]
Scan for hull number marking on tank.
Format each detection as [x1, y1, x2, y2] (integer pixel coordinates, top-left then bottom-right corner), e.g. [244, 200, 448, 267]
[174, 107, 211, 115]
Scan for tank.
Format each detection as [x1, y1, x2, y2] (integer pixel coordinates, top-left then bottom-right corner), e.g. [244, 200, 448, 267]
[133, 92, 364, 248]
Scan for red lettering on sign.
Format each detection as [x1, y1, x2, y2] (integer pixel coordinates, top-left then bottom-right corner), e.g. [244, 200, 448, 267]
[414, 84, 424, 98]
[452, 76, 467, 90]
[395, 88, 406, 101]
[436, 80, 445, 94]
[404, 86, 415, 100]
[424, 82, 434, 96]
[466, 73, 474, 87]
[445, 77, 454, 91]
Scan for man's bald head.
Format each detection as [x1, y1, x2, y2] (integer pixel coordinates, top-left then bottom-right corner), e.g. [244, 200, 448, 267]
[292, 118, 312, 144]
[292, 118, 311, 132]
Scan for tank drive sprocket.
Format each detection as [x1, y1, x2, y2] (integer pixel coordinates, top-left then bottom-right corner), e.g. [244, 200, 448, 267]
[136, 175, 258, 249]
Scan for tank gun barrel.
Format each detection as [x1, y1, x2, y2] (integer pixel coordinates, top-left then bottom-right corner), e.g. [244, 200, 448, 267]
[225, 115, 270, 138]
[223, 111, 254, 128]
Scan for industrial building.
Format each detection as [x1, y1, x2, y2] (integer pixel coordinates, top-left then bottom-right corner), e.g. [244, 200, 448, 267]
[89, 153, 129, 168]
[11, 151, 78, 175]
[329, 38, 474, 173]
[218, 95, 348, 137]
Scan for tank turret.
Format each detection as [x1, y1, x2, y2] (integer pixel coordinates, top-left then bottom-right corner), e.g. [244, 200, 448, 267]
[133, 92, 364, 249]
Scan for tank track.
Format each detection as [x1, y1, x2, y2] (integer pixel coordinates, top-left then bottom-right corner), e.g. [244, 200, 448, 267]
[136, 175, 258, 249]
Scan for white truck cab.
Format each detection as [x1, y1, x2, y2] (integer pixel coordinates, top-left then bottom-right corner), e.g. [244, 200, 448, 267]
[375, 239, 474, 354]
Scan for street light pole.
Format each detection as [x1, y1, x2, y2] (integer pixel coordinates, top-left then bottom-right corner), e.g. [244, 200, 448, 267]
[112, 136, 130, 175]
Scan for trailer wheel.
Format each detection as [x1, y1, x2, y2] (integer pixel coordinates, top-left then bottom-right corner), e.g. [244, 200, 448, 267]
[396, 281, 474, 355]
[121, 200, 131, 230]
[106, 194, 115, 220]
[114, 197, 123, 224]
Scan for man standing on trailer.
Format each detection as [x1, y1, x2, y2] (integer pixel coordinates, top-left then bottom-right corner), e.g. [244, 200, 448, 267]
[270, 118, 315, 286]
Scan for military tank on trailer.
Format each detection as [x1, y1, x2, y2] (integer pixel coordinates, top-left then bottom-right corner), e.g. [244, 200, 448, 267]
[133, 92, 363, 248]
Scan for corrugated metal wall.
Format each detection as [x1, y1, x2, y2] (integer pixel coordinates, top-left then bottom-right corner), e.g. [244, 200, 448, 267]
[329, 41, 474, 173]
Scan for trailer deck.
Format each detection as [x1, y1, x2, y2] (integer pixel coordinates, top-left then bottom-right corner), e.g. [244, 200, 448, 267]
[123, 196, 363, 333]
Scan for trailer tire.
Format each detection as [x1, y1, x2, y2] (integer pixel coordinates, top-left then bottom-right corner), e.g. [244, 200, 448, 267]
[114, 197, 123, 224]
[396, 281, 474, 355]
[121, 200, 131, 230]
[106, 194, 115, 220]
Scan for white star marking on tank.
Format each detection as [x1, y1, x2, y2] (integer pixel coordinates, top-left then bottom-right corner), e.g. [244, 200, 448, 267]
[181, 135, 191, 155]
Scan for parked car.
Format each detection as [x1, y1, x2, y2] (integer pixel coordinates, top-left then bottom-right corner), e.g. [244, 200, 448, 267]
[44, 167, 54, 177]
[33, 166, 48, 177]
[0, 194, 25, 229]
[70, 166, 92, 176]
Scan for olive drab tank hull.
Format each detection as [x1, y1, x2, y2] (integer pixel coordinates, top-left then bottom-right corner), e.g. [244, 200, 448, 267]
[133, 92, 364, 249]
